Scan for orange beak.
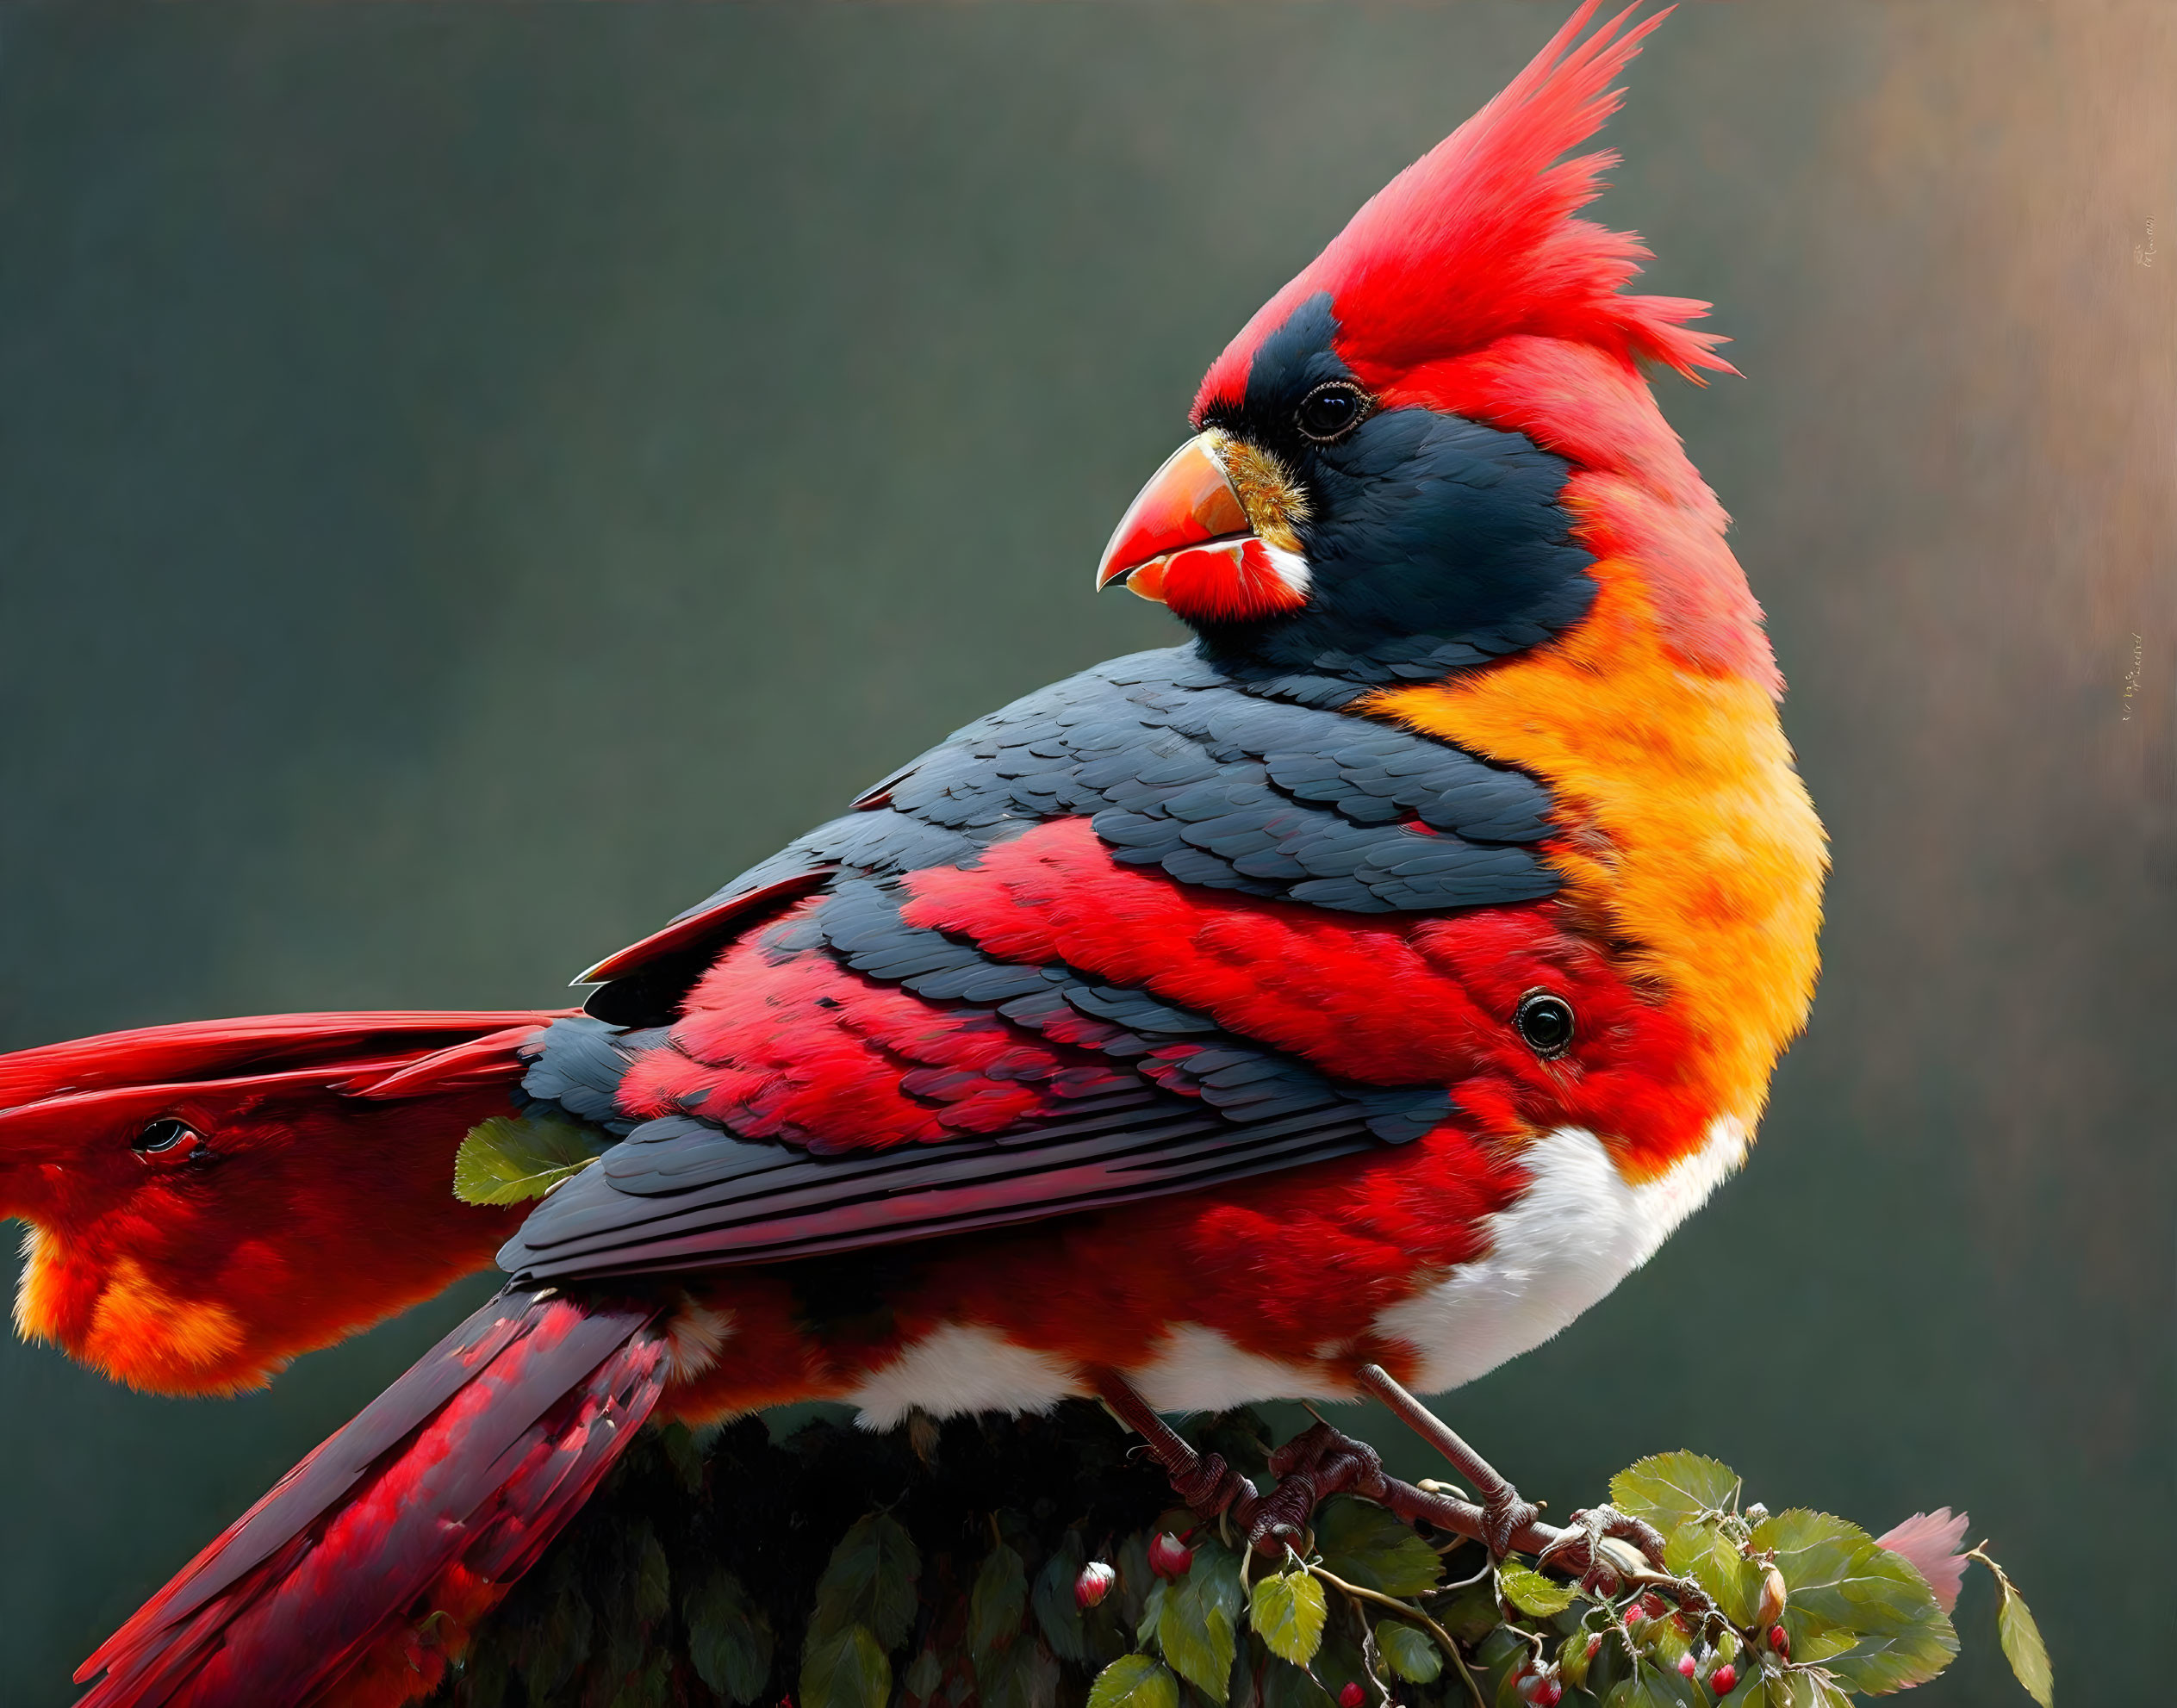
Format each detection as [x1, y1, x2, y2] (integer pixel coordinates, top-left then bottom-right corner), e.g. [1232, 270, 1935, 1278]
[1094, 433, 1253, 604]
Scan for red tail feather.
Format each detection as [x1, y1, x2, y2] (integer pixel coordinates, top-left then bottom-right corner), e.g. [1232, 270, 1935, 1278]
[0, 1010, 570, 1117]
[76, 1289, 669, 1708]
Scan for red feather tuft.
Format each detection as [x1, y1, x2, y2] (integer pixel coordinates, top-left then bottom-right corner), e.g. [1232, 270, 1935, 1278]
[1195, 2, 1731, 419]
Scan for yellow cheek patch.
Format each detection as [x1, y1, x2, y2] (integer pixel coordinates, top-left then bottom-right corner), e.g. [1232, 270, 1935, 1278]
[80, 1255, 256, 1394]
[1369, 557, 1827, 1155]
[1213, 432, 1310, 554]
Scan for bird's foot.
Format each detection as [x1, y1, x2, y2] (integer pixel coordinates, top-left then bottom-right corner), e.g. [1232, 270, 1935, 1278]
[1479, 1482, 1542, 1562]
[1354, 1363, 1539, 1561]
[1231, 1420, 1391, 1555]
[1092, 1376, 1393, 1557]
[1094, 1366, 1568, 1564]
[1092, 1370, 1265, 1529]
[1538, 1504, 1668, 1595]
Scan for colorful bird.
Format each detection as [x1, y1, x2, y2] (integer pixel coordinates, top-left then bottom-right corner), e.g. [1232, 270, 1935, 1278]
[11, 5, 1826, 1703]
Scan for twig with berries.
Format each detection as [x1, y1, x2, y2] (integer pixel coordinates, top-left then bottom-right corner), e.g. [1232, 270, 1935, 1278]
[429, 1398, 2055, 1708]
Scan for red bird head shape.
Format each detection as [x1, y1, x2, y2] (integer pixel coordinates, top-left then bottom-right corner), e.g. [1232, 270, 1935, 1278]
[1099, 0, 1770, 692]
[0, 1013, 543, 1394]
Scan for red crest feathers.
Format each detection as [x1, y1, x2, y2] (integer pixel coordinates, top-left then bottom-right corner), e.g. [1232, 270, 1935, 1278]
[1195, 2, 1731, 418]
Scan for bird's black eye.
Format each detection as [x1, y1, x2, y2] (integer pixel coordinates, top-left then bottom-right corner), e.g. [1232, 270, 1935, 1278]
[134, 1117, 199, 1156]
[1295, 382, 1367, 443]
[1515, 991, 1576, 1059]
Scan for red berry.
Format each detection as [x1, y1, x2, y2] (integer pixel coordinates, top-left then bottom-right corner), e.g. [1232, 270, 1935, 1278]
[1073, 1562, 1116, 1610]
[1585, 1635, 1602, 1660]
[1148, 1532, 1194, 1580]
[1709, 1663, 1738, 1694]
[1339, 1684, 1365, 1708]
[1677, 1653, 1696, 1679]
[1768, 1625, 1790, 1658]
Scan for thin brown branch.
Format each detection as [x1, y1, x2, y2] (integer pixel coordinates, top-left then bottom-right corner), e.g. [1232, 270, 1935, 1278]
[1306, 1562, 1483, 1708]
[1094, 1364, 1590, 1568]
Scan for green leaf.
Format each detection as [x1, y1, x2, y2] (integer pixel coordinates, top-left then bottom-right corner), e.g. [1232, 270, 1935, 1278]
[1608, 1453, 1739, 1533]
[1031, 1531, 1091, 1664]
[633, 1525, 671, 1624]
[1558, 1629, 1596, 1690]
[1191, 1540, 1248, 1628]
[970, 1543, 1029, 1664]
[1136, 1580, 1168, 1651]
[1258, 1645, 1334, 1708]
[1643, 1610, 1691, 1674]
[528, 1550, 594, 1697]
[980, 1634, 1061, 1708]
[1750, 1509, 1956, 1693]
[1498, 1563, 1578, 1618]
[1247, 1570, 1328, 1668]
[809, 1512, 923, 1652]
[658, 1419, 706, 1495]
[801, 1624, 892, 1708]
[1475, 1625, 1531, 1708]
[1807, 1672, 1855, 1708]
[1757, 1670, 1851, 1708]
[1439, 1581, 1502, 1646]
[1374, 1620, 1443, 1684]
[685, 1569, 774, 1705]
[608, 1649, 675, 1708]
[1791, 1626, 1859, 1666]
[1310, 1496, 1443, 1598]
[904, 1647, 946, 1704]
[1312, 1630, 1372, 1708]
[1994, 1576, 2054, 1706]
[1115, 1531, 1155, 1626]
[462, 1642, 510, 1708]
[1159, 1551, 1240, 1702]
[1664, 1517, 1762, 1626]
[451, 1114, 606, 1205]
[1088, 1655, 1181, 1708]
[1604, 1660, 1701, 1706]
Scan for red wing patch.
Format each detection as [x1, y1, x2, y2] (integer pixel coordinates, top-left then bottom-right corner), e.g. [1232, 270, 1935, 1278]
[903, 818, 1708, 1174]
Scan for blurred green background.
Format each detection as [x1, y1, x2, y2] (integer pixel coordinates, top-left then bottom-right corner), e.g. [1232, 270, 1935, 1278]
[1, 3, 2169, 1702]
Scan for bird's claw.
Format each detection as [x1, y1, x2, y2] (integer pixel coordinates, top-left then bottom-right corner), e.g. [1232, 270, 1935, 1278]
[1235, 1421, 1387, 1554]
[1240, 1479, 1321, 1553]
[1539, 1504, 1667, 1594]
[1481, 1487, 1541, 1562]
